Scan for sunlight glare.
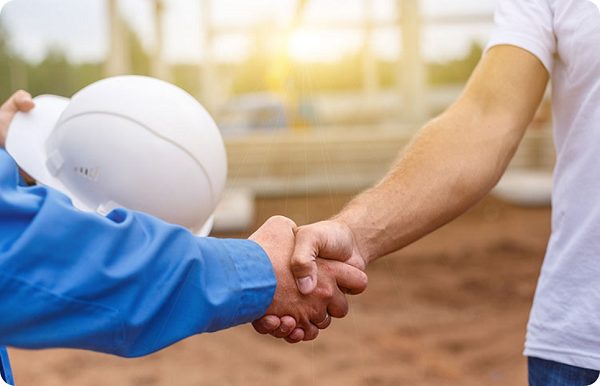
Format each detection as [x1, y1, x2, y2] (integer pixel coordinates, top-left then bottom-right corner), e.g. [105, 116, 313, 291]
[287, 29, 342, 63]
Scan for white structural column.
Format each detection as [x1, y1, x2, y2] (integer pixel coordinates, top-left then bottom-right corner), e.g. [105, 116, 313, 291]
[362, 0, 378, 99]
[200, 0, 217, 112]
[399, 0, 427, 124]
[104, 0, 130, 77]
[151, 0, 171, 81]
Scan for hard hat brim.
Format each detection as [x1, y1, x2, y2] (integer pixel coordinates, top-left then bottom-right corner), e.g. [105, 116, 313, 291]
[196, 215, 214, 237]
[6, 95, 97, 213]
[6, 95, 70, 188]
[6, 94, 215, 237]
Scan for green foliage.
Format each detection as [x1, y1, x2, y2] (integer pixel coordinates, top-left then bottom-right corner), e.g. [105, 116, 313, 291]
[0, 19, 484, 104]
[25, 49, 91, 97]
[127, 23, 150, 76]
[228, 42, 483, 95]
[172, 64, 201, 99]
[428, 42, 483, 85]
[291, 55, 364, 93]
[0, 27, 17, 101]
[0, 22, 147, 102]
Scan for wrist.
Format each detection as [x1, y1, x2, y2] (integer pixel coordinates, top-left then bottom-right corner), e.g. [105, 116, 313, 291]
[331, 214, 374, 268]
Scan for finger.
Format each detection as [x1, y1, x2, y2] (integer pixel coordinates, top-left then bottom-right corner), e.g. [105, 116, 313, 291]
[323, 260, 368, 295]
[1, 90, 34, 114]
[252, 315, 281, 335]
[249, 215, 297, 239]
[326, 286, 350, 319]
[269, 315, 297, 338]
[302, 323, 319, 341]
[15, 92, 34, 112]
[284, 328, 304, 344]
[312, 312, 332, 330]
[292, 222, 355, 295]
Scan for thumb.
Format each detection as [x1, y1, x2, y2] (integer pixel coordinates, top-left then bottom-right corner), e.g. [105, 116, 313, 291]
[291, 221, 354, 295]
[2, 90, 34, 114]
[290, 226, 319, 295]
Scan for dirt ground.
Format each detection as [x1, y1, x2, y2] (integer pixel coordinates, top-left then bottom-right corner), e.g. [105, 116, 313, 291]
[8, 194, 552, 386]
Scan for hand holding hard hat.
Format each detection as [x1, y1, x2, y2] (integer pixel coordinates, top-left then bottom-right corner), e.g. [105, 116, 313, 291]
[5, 76, 227, 236]
[0, 90, 34, 149]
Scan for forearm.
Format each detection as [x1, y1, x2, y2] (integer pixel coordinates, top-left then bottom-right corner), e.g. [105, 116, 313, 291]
[336, 104, 524, 263]
[0, 211, 276, 357]
[0, 150, 277, 357]
[334, 46, 549, 265]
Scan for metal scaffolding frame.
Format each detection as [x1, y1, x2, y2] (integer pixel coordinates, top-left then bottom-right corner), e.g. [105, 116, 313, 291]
[199, 0, 492, 124]
[105, 0, 493, 124]
[104, 0, 130, 76]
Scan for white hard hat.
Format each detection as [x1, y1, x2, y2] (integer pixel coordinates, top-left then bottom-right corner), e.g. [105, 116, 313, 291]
[5, 76, 227, 237]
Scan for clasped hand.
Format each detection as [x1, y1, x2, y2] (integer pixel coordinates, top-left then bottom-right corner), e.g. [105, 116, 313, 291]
[250, 216, 368, 343]
[0, 91, 370, 344]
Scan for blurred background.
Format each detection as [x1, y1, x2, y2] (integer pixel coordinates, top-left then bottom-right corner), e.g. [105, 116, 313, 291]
[0, 0, 555, 385]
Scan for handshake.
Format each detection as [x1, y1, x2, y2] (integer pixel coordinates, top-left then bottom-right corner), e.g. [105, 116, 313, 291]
[249, 215, 369, 344]
[0, 90, 375, 347]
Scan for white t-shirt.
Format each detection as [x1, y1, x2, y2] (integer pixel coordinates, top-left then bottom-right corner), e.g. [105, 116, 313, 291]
[486, 0, 600, 370]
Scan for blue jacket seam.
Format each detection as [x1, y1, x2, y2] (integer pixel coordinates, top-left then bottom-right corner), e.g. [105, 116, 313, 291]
[0, 271, 127, 351]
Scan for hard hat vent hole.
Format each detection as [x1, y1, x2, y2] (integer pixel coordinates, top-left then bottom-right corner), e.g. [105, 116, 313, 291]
[74, 166, 99, 181]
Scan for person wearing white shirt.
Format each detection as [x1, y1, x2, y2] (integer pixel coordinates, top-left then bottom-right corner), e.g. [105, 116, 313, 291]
[255, 0, 600, 384]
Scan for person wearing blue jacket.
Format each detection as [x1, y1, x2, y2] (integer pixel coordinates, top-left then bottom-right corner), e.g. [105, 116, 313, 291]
[0, 91, 367, 385]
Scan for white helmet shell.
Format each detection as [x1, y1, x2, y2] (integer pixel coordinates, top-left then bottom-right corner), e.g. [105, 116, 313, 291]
[6, 76, 227, 236]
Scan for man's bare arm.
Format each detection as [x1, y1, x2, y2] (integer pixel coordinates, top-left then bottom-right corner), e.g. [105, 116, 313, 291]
[290, 45, 550, 293]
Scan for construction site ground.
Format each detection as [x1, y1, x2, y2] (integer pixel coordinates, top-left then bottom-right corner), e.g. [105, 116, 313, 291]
[9, 194, 551, 386]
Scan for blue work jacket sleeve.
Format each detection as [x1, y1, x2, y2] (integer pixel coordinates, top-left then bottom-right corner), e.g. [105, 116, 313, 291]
[0, 149, 277, 357]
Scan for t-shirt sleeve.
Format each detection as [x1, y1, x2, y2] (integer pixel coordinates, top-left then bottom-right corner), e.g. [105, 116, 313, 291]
[485, 0, 556, 74]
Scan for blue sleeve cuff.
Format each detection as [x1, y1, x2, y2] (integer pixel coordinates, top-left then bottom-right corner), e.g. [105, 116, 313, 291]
[197, 238, 277, 326]
[229, 239, 277, 323]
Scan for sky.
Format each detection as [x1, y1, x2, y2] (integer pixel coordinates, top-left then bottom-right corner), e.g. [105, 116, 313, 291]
[0, 0, 497, 64]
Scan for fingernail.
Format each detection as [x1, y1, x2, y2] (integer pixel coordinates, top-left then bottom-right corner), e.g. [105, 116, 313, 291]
[280, 323, 291, 333]
[264, 318, 278, 330]
[290, 330, 302, 340]
[297, 276, 313, 294]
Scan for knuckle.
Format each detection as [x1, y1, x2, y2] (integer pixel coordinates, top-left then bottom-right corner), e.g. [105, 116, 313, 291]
[312, 303, 324, 317]
[291, 261, 313, 277]
[292, 253, 310, 265]
[297, 225, 317, 240]
[322, 285, 335, 300]
[266, 215, 281, 226]
[15, 90, 29, 99]
[269, 215, 296, 228]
